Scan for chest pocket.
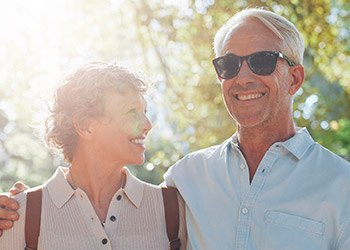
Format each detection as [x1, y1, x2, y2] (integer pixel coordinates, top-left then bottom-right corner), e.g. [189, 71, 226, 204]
[264, 210, 325, 236]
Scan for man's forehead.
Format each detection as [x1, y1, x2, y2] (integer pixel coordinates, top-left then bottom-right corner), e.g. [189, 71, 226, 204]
[226, 18, 277, 40]
[222, 18, 282, 54]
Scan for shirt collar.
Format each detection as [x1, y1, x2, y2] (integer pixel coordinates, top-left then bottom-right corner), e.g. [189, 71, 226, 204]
[219, 136, 235, 155]
[227, 131, 240, 154]
[228, 127, 315, 160]
[46, 166, 145, 209]
[280, 127, 315, 160]
[121, 167, 144, 208]
[46, 167, 75, 208]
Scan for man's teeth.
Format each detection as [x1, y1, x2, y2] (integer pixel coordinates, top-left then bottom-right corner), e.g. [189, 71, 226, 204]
[131, 138, 145, 144]
[236, 93, 263, 101]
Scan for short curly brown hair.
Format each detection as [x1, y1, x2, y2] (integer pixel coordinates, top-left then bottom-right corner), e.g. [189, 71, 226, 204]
[45, 61, 147, 162]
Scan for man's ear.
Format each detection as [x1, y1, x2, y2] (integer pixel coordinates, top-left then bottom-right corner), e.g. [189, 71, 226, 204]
[288, 64, 304, 95]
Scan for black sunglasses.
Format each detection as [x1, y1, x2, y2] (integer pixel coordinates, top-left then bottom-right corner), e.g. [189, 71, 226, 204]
[212, 51, 296, 79]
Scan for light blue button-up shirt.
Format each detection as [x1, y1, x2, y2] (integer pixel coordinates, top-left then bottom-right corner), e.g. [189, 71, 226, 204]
[164, 128, 350, 250]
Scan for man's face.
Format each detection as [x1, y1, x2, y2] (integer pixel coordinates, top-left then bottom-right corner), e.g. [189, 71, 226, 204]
[219, 19, 295, 130]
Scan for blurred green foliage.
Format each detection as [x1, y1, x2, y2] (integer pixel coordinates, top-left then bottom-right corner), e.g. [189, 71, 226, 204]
[0, 0, 349, 191]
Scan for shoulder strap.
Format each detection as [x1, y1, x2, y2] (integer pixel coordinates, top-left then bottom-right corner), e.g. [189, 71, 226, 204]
[162, 187, 181, 250]
[25, 187, 42, 250]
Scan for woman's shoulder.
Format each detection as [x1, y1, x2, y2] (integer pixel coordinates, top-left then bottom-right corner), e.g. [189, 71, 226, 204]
[15, 186, 48, 213]
[141, 181, 180, 197]
[0, 192, 27, 248]
[141, 181, 163, 198]
[12, 191, 27, 213]
[142, 181, 187, 249]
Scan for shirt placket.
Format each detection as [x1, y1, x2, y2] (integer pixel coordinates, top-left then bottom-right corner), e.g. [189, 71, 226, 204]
[235, 149, 279, 250]
[103, 190, 124, 238]
[75, 189, 112, 250]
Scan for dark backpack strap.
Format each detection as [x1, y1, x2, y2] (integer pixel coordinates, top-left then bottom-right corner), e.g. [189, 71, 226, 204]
[162, 187, 181, 250]
[25, 187, 42, 250]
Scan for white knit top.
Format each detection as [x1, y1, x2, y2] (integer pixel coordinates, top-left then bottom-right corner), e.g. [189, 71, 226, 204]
[0, 167, 187, 250]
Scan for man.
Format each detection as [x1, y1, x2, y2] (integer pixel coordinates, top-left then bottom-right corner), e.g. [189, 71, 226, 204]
[1, 8, 350, 250]
[163, 8, 350, 250]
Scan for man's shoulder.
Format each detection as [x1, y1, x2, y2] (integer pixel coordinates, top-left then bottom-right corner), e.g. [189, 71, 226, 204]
[312, 142, 350, 166]
[183, 145, 219, 160]
[307, 142, 350, 178]
[181, 138, 231, 162]
[167, 138, 231, 176]
[163, 139, 231, 188]
[295, 128, 350, 168]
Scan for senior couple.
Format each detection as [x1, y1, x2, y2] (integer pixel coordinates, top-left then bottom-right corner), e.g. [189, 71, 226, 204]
[0, 8, 349, 250]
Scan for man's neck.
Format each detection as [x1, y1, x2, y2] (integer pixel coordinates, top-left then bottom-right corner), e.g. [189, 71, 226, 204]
[237, 122, 297, 182]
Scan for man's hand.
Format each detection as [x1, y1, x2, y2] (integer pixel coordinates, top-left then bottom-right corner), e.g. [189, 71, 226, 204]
[9, 181, 29, 196]
[0, 182, 29, 236]
[0, 193, 19, 236]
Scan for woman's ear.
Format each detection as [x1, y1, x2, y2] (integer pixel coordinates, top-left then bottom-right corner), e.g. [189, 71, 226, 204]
[73, 116, 98, 140]
[288, 64, 305, 95]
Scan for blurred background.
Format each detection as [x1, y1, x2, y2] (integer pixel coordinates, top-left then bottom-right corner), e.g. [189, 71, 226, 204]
[0, 0, 349, 191]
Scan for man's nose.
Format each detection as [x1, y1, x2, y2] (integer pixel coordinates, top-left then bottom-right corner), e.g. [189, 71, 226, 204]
[235, 60, 256, 86]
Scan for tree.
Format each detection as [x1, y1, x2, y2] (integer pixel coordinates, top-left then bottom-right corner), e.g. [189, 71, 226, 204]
[0, 0, 349, 190]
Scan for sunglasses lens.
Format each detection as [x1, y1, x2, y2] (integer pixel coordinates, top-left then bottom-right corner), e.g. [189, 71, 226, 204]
[214, 55, 240, 79]
[249, 52, 278, 75]
[213, 51, 282, 79]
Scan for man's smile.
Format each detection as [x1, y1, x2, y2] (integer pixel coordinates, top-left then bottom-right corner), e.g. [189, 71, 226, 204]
[235, 92, 265, 101]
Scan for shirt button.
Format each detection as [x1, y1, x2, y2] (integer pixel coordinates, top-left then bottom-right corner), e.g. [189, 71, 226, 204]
[240, 164, 245, 170]
[110, 215, 116, 222]
[241, 207, 249, 215]
[102, 238, 108, 245]
[117, 195, 122, 201]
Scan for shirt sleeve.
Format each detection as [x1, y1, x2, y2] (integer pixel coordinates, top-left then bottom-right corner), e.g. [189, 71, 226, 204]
[178, 193, 187, 250]
[163, 165, 177, 188]
[0, 192, 26, 250]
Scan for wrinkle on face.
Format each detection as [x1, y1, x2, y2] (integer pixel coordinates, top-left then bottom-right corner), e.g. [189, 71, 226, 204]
[220, 18, 294, 129]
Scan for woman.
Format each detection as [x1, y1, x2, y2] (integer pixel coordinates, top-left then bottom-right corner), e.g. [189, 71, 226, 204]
[0, 61, 186, 249]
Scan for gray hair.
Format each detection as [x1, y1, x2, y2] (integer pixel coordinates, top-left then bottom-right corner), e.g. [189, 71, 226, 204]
[213, 8, 304, 65]
[45, 61, 147, 162]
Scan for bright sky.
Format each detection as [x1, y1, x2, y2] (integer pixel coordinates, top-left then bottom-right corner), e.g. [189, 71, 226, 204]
[0, 1, 71, 116]
[0, 0, 129, 121]
[0, 0, 178, 149]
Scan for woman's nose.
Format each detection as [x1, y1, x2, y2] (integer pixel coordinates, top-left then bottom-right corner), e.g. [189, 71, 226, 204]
[141, 114, 152, 133]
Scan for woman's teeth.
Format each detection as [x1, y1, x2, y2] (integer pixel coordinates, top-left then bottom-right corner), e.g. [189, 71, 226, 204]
[130, 138, 145, 144]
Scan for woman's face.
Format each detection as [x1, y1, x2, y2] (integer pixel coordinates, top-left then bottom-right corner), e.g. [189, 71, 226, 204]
[89, 88, 152, 167]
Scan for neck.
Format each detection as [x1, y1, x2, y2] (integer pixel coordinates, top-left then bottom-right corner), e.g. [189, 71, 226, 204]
[237, 121, 296, 182]
[67, 150, 125, 222]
